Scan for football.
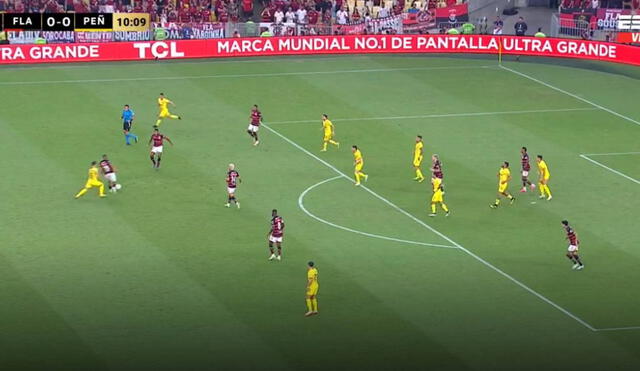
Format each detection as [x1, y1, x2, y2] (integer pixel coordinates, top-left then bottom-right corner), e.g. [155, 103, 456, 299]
[115, 184, 122, 190]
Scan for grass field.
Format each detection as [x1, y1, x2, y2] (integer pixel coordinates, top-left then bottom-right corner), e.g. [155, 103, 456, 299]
[1, 54, 640, 370]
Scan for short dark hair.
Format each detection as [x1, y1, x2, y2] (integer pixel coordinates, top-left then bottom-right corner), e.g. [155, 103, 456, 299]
[308, 261, 315, 267]
[522, 146, 527, 151]
[272, 209, 277, 214]
[91, 161, 97, 165]
[417, 135, 422, 139]
[160, 92, 164, 96]
[124, 104, 129, 108]
[322, 114, 328, 118]
[537, 155, 543, 159]
[561, 220, 569, 226]
[352, 145, 358, 150]
[504, 161, 510, 167]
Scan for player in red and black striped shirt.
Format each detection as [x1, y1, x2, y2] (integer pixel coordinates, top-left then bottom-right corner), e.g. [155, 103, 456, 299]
[247, 105, 262, 146]
[520, 147, 535, 193]
[268, 209, 285, 261]
[562, 220, 584, 270]
[225, 163, 241, 209]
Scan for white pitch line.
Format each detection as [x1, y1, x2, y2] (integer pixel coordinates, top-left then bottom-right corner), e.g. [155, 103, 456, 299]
[262, 122, 599, 332]
[298, 176, 458, 249]
[500, 65, 640, 127]
[579, 155, 640, 185]
[0, 65, 492, 86]
[580, 152, 640, 157]
[268, 108, 597, 125]
[595, 326, 640, 332]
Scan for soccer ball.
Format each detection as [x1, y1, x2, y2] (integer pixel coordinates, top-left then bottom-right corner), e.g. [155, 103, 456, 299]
[115, 184, 122, 190]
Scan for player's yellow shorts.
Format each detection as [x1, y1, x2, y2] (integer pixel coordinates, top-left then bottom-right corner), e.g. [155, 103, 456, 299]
[413, 156, 423, 167]
[306, 284, 319, 296]
[159, 108, 171, 118]
[498, 183, 508, 193]
[323, 133, 332, 142]
[355, 163, 363, 172]
[431, 190, 443, 203]
[84, 179, 103, 188]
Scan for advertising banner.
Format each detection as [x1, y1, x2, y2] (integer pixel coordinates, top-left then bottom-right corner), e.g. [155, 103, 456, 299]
[42, 31, 76, 44]
[7, 31, 40, 44]
[596, 8, 632, 30]
[559, 8, 597, 29]
[114, 31, 152, 42]
[76, 31, 113, 43]
[0, 35, 639, 66]
[156, 22, 225, 40]
[435, 4, 469, 26]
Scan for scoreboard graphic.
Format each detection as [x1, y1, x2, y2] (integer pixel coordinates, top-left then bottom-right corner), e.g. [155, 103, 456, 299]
[0, 13, 149, 32]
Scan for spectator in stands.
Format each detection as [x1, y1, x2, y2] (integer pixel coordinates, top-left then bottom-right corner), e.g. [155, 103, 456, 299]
[379, 4, 389, 17]
[352, 7, 361, 21]
[274, 7, 284, 23]
[296, 5, 307, 23]
[308, 7, 319, 24]
[493, 16, 503, 35]
[285, 6, 296, 22]
[336, 6, 349, 24]
[261, 5, 273, 21]
[590, 0, 599, 8]
[514, 16, 527, 36]
[534, 27, 546, 37]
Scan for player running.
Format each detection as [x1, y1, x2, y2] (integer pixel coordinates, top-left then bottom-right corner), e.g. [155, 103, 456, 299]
[99, 154, 120, 193]
[305, 261, 319, 317]
[352, 145, 368, 186]
[429, 176, 450, 217]
[155, 93, 181, 126]
[225, 163, 241, 208]
[268, 209, 285, 261]
[149, 128, 173, 169]
[537, 155, 552, 200]
[320, 114, 339, 152]
[74, 161, 106, 199]
[520, 147, 535, 193]
[247, 105, 262, 146]
[413, 135, 425, 182]
[121, 104, 138, 145]
[431, 154, 443, 180]
[562, 220, 584, 270]
[490, 161, 515, 208]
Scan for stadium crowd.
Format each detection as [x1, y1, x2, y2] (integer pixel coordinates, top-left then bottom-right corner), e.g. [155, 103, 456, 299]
[0, 0, 466, 24]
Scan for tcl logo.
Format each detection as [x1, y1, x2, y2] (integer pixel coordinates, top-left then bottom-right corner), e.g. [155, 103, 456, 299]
[617, 15, 640, 31]
[133, 42, 185, 59]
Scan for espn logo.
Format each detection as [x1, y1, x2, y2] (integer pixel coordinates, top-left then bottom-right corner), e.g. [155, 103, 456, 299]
[617, 15, 640, 30]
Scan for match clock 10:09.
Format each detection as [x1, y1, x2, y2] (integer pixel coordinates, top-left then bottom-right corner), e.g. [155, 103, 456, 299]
[113, 13, 150, 32]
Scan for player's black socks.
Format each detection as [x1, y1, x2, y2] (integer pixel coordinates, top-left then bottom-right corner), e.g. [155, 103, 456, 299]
[254, 133, 259, 141]
[150, 156, 156, 166]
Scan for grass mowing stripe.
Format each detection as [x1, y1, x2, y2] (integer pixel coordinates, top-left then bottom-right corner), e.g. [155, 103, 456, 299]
[0, 65, 494, 86]
[262, 122, 599, 332]
[579, 155, 640, 185]
[500, 65, 640, 127]
[268, 108, 598, 125]
[298, 176, 458, 249]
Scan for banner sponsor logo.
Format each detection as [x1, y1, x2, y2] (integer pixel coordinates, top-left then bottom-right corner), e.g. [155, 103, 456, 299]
[42, 31, 76, 44]
[76, 31, 113, 43]
[0, 35, 638, 66]
[617, 15, 640, 31]
[8, 31, 40, 44]
[156, 22, 225, 40]
[132, 41, 185, 59]
[114, 31, 152, 42]
[596, 9, 630, 30]
[617, 33, 640, 43]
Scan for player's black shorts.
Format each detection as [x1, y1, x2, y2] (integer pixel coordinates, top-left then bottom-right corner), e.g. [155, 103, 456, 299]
[123, 120, 133, 131]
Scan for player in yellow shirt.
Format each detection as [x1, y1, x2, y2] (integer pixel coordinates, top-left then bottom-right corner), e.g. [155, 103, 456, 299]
[305, 261, 319, 317]
[352, 145, 368, 186]
[429, 176, 449, 217]
[536, 155, 552, 200]
[74, 161, 106, 199]
[490, 161, 515, 208]
[413, 135, 425, 182]
[320, 114, 339, 152]
[155, 93, 181, 126]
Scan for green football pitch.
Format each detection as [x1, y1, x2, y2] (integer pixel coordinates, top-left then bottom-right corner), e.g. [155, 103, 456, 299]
[1, 54, 639, 370]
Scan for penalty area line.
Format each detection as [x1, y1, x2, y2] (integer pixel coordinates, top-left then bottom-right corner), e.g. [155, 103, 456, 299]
[262, 122, 599, 332]
[579, 155, 640, 185]
[298, 176, 458, 249]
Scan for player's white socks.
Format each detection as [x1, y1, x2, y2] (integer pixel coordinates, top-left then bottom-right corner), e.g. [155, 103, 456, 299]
[277, 255, 281, 261]
[269, 254, 276, 261]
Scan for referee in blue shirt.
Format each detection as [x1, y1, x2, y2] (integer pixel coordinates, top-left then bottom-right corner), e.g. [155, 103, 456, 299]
[122, 104, 138, 145]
